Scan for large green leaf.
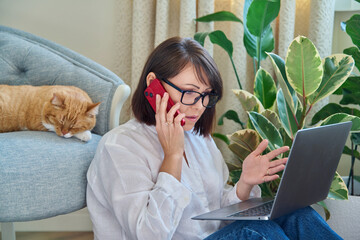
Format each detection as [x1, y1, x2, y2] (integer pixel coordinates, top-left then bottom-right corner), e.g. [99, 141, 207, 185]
[248, 111, 283, 150]
[344, 46, 360, 72]
[243, 0, 256, 59]
[343, 145, 360, 160]
[333, 76, 360, 105]
[327, 172, 348, 200]
[355, 175, 360, 182]
[320, 113, 360, 132]
[267, 52, 287, 81]
[268, 52, 297, 113]
[345, 14, 360, 48]
[285, 36, 323, 97]
[228, 129, 260, 161]
[261, 109, 282, 129]
[308, 54, 354, 105]
[254, 68, 277, 109]
[195, 31, 233, 57]
[316, 201, 330, 221]
[243, 0, 275, 61]
[352, 132, 360, 145]
[244, 25, 274, 61]
[218, 109, 244, 127]
[311, 103, 360, 125]
[334, 78, 360, 107]
[194, 31, 242, 89]
[277, 89, 301, 140]
[212, 133, 230, 145]
[226, 160, 243, 172]
[210, 30, 233, 57]
[208, 30, 234, 57]
[246, 0, 280, 37]
[334, 76, 360, 95]
[233, 89, 265, 113]
[279, 128, 293, 157]
[194, 32, 210, 46]
[229, 169, 242, 185]
[259, 182, 275, 197]
[195, 11, 242, 23]
[342, 88, 360, 105]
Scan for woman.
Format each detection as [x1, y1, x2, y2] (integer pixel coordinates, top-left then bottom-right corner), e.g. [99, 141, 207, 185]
[86, 37, 342, 239]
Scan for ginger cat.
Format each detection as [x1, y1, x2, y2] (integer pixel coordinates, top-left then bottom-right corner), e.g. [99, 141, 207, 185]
[0, 85, 100, 141]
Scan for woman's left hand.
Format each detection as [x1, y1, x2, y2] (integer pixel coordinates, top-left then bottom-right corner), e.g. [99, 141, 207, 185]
[236, 139, 289, 200]
[155, 93, 186, 181]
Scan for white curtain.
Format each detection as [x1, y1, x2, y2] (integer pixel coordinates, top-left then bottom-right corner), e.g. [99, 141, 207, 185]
[114, 0, 336, 160]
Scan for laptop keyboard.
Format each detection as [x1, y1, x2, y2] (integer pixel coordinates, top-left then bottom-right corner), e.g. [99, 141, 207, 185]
[228, 200, 274, 217]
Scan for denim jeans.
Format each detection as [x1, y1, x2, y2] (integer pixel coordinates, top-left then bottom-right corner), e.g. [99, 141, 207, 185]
[204, 206, 342, 240]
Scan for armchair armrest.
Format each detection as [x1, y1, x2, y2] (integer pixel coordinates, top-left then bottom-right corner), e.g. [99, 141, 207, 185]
[110, 84, 131, 129]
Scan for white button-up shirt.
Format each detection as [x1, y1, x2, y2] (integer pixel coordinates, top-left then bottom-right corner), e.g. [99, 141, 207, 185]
[87, 119, 261, 239]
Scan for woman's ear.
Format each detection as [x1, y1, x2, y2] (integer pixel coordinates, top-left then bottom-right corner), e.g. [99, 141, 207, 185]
[146, 72, 157, 87]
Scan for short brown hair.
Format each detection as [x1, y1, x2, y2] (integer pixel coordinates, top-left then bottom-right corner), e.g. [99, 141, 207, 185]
[131, 37, 223, 137]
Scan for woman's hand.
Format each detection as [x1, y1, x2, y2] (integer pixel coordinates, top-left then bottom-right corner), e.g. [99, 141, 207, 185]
[155, 93, 186, 181]
[236, 139, 289, 200]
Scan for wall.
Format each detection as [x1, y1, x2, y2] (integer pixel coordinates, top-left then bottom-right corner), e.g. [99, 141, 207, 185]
[0, 0, 119, 72]
[0, 0, 359, 232]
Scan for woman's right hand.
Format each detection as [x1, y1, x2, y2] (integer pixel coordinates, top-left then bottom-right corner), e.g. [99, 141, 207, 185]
[236, 140, 289, 200]
[155, 93, 186, 181]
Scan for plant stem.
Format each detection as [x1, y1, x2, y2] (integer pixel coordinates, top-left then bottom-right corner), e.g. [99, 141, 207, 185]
[239, 121, 245, 130]
[305, 104, 313, 116]
[298, 99, 308, 130]
[253, 58, 257, 77]
[347, 141, 355, 195]
[230, 57, 242, 90]
[256, 36, 261, 71]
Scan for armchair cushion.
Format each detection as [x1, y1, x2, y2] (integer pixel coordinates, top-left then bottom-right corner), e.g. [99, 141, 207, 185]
[0, 131, 101, 221]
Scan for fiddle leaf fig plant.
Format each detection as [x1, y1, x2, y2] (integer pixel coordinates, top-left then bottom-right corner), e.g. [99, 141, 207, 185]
[227, 36, 358, 219]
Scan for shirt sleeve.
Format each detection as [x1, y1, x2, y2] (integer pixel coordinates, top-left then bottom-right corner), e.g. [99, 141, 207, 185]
[93, 140, 192, 240]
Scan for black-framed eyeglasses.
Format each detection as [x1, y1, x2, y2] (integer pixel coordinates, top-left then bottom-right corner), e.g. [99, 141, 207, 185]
[160, 78, 219, 108]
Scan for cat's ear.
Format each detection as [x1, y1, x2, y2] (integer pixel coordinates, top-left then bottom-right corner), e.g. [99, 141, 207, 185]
[51, 93, 64, 108]
[86, 102, 101, 117]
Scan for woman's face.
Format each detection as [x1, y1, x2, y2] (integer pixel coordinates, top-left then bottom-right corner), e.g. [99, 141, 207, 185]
[162, 64, 212, 131]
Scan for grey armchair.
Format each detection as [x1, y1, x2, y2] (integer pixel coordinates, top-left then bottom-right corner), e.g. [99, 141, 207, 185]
[0, 25, 130, 239]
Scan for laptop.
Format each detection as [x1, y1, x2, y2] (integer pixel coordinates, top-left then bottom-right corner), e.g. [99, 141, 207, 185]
[192, 121, 352, 221]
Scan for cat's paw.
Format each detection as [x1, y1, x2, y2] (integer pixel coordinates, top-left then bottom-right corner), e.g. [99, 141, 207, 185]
[64, 133, 73, 138]
[74, 131, 92, 142]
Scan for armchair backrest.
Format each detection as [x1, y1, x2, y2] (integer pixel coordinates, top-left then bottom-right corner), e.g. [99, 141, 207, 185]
[0, 25, 126, 135]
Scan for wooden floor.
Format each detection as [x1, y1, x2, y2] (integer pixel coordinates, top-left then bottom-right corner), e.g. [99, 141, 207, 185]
[0, 232, 94, 240]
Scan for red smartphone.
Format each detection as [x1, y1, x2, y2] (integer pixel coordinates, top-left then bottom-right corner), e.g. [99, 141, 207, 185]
[144, 78, 185, 126]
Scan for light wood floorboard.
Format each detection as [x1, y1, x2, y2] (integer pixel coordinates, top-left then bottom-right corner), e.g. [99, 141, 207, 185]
[0, 232, 93, 240]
